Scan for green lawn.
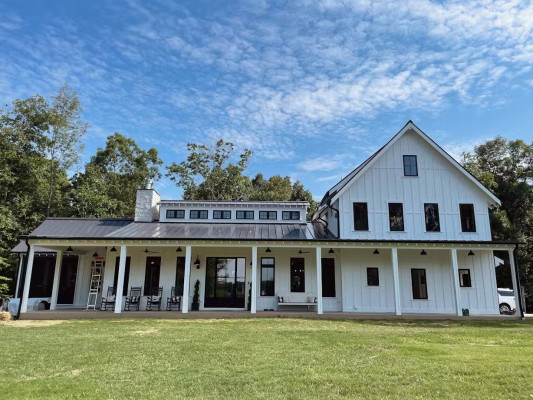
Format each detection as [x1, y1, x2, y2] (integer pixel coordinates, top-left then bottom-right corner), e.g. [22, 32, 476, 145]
[2, 318, 532, 399]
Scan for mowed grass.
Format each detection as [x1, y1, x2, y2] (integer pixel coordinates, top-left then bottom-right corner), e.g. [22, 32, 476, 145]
[1, 318, 533, 399]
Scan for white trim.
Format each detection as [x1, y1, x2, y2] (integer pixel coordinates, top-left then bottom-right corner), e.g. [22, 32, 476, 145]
[114, 246, 127, 313]
[50, 250, 62, 310]
[316, 247, 323, 315]
[508, 249, 522, 317]
[450, 248, 462, 316]
[20, 245, 35, 313]
[330, 122, 501, 207]
[251, 246, 258, 313]
[182, 246, 192, 313]
[391, 248, 401, 316]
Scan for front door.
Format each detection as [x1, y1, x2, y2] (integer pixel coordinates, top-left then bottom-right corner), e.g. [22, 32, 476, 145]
[57, 255, 78, 305]
[205, 257, 246, 308]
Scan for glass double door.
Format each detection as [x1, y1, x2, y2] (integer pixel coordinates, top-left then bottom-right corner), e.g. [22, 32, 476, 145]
[205, 257, 246, 308]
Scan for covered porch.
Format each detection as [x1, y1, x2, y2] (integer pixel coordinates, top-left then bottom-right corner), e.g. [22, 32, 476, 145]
[14, 238, 523, 318]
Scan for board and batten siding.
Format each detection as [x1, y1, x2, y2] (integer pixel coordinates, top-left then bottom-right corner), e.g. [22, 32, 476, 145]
[336, 130, 492, 241]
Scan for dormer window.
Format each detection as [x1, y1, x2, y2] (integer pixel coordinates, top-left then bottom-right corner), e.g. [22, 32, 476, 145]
[213, 210, 231, 219]
[282, 211, 300, 220]
[166, 209, 185, 219]
[403, 155, 418, 176]
[190, 210, 208, 219]
[236, 210, 254, 220]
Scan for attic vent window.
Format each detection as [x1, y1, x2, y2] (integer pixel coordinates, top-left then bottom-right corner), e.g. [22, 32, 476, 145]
[403, 155, 418, 176]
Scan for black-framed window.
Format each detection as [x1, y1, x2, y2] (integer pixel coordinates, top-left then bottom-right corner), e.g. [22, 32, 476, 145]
[424, 203, 440, 232]
[388, 203, 404, 231]
[175, 257, 185, 296]
[411, 269, 428, 299]
[113, 256, 131, 295]
[403, 155, 418, 176]
[353, 202, 369, 231]
[290, 258, 305, 292]
[166, 209, 185, 219]
[260, 257, 275, 296]
[190, 210, 208, 219]
[29, 255, 56, 298]
[236, 210, 254, 219]
[144, 257, 161, 296]
[459, 269, 472, 288]
[259, 211, 277, 220]
[282, 211, 300, 220]
[213, 210, 231, 219]
[367, 267, 379, 286]
[459, 204, 476, 232]
[321, 258, 335, 297]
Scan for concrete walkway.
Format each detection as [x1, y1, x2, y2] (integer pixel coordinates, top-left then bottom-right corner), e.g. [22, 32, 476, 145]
[18, 309, 522, 321]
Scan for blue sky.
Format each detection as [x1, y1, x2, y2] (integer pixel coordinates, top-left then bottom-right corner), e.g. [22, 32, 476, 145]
[1, 0, 533, 200]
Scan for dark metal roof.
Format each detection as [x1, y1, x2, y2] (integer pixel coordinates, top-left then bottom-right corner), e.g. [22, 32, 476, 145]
[20, 218, 335, 242]
[105, 221, 334, 241]
[11, 242, 57, 253]
[29, 218, 134, 238]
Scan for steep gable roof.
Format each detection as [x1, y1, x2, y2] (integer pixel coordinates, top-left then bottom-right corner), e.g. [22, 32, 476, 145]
[320, 121, 500, 208]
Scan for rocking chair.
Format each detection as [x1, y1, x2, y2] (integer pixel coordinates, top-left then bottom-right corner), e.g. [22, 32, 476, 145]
[100, 286, 116, 311]
[146, 287, 163, 311]
[124, 286, 142, 311]
[166, 287, 181, 311]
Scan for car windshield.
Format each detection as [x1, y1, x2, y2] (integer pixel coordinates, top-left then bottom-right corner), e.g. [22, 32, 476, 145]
[498, 289, 514, 297]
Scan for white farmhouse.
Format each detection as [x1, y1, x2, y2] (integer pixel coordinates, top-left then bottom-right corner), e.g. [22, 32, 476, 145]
[11, 121, 523, 318]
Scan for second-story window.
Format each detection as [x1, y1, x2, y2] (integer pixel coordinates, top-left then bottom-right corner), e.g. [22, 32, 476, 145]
[459, 204, 476, 232]
[424, 203, 440, 232]
[190, 210, 208, 219]
[166, 209, 185, 219]
[259, 211, 277, 220]
[213, 210, 231, 219]
[388, 203, 404, 231]
[236, 210, 254, 219]
[403, 155, 418, 176]
[282, 211, 300, 220]
[353, 202, 369, 231]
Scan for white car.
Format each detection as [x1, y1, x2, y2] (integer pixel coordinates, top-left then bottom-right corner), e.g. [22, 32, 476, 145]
[497, 288, 516, 314]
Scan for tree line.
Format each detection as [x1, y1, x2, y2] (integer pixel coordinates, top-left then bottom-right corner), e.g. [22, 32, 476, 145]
[0, 87, 531, 310]
[0, 87, 316, 295]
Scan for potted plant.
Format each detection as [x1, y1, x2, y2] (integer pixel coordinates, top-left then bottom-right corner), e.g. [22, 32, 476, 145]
[191, 279, 200, 311]
[247, 282, 252, 311]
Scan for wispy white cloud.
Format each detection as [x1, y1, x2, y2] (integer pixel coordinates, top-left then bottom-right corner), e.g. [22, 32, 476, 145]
[1, 0, 533, 196]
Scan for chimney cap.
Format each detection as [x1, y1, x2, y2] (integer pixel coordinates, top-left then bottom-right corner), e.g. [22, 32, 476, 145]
[145, 178, 153, 190]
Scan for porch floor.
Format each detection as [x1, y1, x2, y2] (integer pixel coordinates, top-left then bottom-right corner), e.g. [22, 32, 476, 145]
[18, 309, 519, 321]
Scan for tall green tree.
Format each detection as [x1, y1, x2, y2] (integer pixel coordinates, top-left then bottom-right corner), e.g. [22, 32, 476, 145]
[71, 133, 163, 218]
[0, 88, 76, 294]
[166, 140, 253, 201]
[462, 137, 533, 311]
[42, 85, 87, 217]
[167, 140, 317, 217]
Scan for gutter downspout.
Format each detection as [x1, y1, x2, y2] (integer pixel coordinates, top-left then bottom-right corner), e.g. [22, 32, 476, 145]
[15, 237, 30, 320]
[513, 244, 525, 319]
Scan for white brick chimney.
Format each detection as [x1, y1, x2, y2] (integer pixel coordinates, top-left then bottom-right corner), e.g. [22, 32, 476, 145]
[134, 179, 161, 222]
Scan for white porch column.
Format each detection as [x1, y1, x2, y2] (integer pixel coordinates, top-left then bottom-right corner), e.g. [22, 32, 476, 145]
[450, 248, 462, 316]
[114, 245, 127, 313]
[182, 245, 192, 313]
[316, 247, 323, 315]
[508, 249, 522, 317]
[20, 244, 35, 313]
[15, 255, 24, 298]
[251, 246, 258, 314]
[391, 248, 401, 316]
[50, 250, 63, 311]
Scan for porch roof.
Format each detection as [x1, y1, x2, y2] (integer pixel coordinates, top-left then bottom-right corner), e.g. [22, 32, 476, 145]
[13, 217, 334, 245]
